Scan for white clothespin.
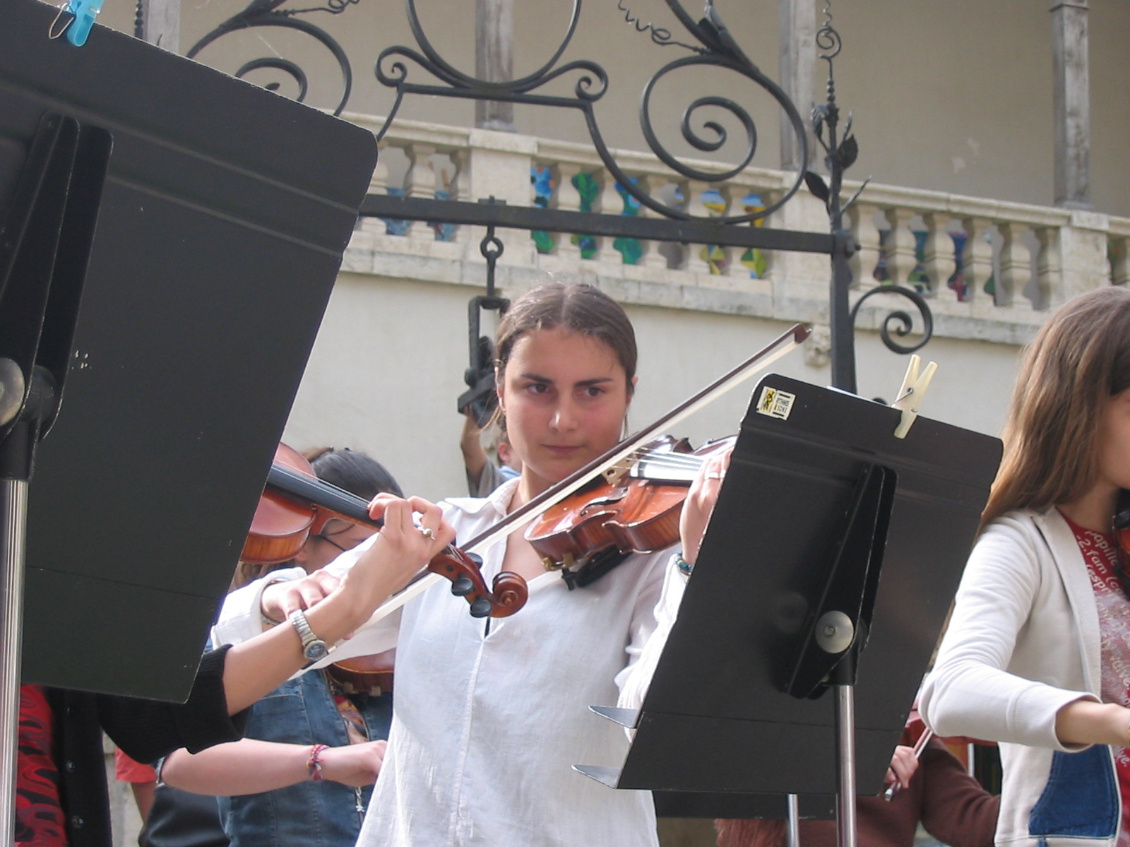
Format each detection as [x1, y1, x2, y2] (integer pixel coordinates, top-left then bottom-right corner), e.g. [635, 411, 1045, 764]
[891, 355, 937, 439]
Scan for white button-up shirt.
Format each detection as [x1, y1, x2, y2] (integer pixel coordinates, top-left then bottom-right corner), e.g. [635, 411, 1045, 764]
[213, 479, 677, 847]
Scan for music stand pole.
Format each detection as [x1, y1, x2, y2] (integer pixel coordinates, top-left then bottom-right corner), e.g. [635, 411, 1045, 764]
[0, 476, 28, 846]
[834, 684, 858, 847]
[786, 795, 801, 847]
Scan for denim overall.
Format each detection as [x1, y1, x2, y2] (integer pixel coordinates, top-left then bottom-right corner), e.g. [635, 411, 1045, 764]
[218, 669, 393, 847]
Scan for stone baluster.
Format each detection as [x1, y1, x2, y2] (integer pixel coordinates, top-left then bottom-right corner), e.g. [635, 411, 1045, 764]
[853, 203, 882, 289]
[881, 207, 917, 289]
[1113, 237, 1130, 287]
[449, 147, 470, 244]
[958, 217, 994, 309]
[449, 148, 468, 202]
[404, 142, 437, 240]
[1034, 226, 1062, 309]
[921, 213, 954, 299]
[635, 175, 671, 270]
[552, 162, 582, 261]
[681, 180, 715, 275]
[998, 222, 1033, 309]
[595, 171, 625, 264]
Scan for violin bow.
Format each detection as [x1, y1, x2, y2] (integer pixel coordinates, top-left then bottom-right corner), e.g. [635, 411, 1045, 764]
[362, 322, 811, 625]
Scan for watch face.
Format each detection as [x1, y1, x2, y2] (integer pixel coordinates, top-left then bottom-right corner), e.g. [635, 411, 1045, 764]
[304, 641, 328, 661]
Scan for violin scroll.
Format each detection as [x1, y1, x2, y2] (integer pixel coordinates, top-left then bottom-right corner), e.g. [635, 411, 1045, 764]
[428, 547, 528, 618]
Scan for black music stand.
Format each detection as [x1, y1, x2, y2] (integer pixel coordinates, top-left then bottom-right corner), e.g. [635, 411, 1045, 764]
[0, 0, 376, 700]
[575, 375, 1001, 830]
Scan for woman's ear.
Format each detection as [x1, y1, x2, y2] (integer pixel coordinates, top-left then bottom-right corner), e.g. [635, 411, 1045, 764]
[495, 369, 507, 416]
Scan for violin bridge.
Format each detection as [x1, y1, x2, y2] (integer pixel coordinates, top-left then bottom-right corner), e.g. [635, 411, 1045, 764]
[601, 458, 635, 486]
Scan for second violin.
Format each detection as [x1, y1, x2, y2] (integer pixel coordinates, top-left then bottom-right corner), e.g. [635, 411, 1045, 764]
[244, 443, 527, 619]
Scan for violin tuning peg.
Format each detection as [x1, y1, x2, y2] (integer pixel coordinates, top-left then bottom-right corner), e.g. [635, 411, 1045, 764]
[465, 552, 483, 568]
[450, 576, 475, 597]
[469, 599, 492, 618]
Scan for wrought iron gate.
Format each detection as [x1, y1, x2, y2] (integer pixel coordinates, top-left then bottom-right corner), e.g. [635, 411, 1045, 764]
[178, 0, 934, 394]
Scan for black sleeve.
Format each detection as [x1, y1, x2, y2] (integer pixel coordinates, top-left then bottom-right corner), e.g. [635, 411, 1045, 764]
[96, 645, 246, 764]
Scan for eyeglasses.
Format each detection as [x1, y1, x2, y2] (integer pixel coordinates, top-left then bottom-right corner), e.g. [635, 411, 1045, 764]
[314, 532, 350, 553]
[311, 519, 380, 555]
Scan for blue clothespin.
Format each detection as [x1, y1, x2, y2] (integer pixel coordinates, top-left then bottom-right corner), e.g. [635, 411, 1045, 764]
[48, 0, 105, 47]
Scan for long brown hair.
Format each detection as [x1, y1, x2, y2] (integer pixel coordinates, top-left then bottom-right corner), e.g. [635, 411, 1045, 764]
[494, 282, 637, 396]
[981, 286, 1130, 528]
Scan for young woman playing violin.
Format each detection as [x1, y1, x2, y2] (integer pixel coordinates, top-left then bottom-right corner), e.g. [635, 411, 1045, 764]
[161, 449, 404, 847]
[212, 282, 726, 847]
[921, 286, 1130, 847]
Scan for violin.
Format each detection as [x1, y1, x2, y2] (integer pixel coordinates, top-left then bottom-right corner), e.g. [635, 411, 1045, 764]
[243, 443, 528, 619]
[326, 649, 396, 696]
[525, 435, 735, 572]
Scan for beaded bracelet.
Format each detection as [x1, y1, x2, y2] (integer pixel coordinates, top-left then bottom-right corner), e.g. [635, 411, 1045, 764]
[307, 744, 327, 781]
[674, 552, 694, 578]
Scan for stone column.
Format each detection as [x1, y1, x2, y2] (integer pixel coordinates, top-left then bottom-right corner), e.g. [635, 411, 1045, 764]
[476, 0, 514, 131]
[778, 0, 817, 172]
[136, 0, 179, 51]
[1051, 1, 1090, 209]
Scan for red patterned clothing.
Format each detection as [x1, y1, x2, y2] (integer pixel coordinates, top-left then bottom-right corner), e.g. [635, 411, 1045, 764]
[1065, 518, 1130, 847]
[17, 684, 67, 846]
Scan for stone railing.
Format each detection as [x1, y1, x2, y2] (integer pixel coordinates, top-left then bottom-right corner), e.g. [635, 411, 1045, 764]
[343, 113, 1129, 345]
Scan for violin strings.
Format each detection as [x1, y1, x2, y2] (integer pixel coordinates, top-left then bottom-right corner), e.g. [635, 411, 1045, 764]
[635, 453, 707, 470]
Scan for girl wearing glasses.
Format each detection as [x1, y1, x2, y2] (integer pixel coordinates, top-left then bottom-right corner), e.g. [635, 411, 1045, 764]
[162, 449, 404, 847]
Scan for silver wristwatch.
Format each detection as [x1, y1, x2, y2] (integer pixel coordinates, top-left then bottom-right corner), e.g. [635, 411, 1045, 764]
[289, 610, 329, 663]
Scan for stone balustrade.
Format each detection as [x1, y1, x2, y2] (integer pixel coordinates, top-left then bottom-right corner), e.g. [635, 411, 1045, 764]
[344, 112, 1129, 346]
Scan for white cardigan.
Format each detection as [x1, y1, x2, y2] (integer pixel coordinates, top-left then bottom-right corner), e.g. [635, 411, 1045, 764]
[920, 506, 1120, 847]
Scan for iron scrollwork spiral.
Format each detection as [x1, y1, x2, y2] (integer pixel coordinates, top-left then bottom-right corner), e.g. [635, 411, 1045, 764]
[375, 0, 610, 143]
[370, 0, 809, 224]
[619, 0, 811, 222]
[374, 0, 608, 141]
[849, 285, 935, 356]
[186, 0, 356, 116]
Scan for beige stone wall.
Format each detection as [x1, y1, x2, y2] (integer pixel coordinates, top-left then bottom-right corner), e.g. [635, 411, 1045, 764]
[280, 266, 1022, 502]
